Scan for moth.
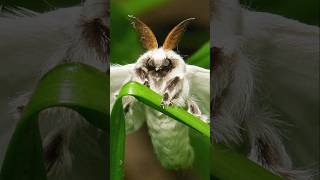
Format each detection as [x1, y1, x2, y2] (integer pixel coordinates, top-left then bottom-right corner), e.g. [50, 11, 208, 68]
[110, 16, 210, 169]
[0, 0, 108, 179]
[210, 0, 319, 179]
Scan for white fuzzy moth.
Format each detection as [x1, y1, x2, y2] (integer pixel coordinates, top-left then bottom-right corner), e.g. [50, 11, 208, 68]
[110, 16, 210, 169]
[210, 0, 319, 179]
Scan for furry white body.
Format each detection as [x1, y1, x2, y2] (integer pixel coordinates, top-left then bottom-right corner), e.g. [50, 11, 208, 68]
[133, 49, 192, 169]
[145, 108, 194, 169]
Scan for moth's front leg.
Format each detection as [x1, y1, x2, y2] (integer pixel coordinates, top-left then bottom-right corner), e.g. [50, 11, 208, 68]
[187, 99, 209, 123]
[134, 66, 150, 87]
[161, 76, 183, 106]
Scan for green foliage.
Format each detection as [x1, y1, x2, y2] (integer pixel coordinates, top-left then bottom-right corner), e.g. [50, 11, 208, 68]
[241, 0, 319, 25]
[110, 81, 210, 180]
[111, 81, 282, 180]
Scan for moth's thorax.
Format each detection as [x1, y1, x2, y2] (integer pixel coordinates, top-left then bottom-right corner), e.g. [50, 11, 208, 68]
[135, 48, 186, 93]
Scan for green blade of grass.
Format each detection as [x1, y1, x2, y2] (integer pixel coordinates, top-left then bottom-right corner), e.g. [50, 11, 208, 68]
[111, 82, 282, 180]
[110, 82, 210, 180]
[0, 63, 108, 180]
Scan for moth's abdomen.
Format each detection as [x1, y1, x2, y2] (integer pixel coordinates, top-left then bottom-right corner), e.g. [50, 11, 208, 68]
[145, 108, 194, 169]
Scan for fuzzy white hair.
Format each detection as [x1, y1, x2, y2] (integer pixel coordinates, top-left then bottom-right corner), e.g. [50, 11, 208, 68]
[211, 0, 319, 179]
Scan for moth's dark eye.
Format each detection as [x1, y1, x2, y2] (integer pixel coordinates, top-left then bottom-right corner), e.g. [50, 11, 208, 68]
[163, 58, 171, 67]
[148, 59, 154, 66]
[146, 58, 155, 70]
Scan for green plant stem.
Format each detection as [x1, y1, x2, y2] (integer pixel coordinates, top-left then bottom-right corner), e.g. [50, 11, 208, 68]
[111, 82, 282, 180]
[110, 81, 209, 180]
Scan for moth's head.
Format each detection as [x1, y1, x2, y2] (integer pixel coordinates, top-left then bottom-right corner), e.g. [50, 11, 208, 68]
[136, 48, 185, 77]
[128, 15, 195, 76]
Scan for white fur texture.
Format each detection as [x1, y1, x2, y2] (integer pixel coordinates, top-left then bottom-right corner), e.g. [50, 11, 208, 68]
[210, 0, 319, 179]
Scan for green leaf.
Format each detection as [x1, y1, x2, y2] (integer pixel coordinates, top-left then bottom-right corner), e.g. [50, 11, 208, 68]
[111, 82, 282, 180]
[0, 63, 108, 180]
[110, 82, 210, 180]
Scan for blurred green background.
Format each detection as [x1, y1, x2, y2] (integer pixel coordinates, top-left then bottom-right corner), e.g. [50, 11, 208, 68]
[241, 0, 319, 25]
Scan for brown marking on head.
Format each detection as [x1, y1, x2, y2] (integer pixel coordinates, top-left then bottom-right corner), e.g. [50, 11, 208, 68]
[162, 18, 195, 50]
[128, 15, 158, 50]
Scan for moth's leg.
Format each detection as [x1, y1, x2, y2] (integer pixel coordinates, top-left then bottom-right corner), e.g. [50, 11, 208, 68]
[134, 66, 149, 87]
[110, 72, 145, 133]
[247, 134, 308, 179]
[187, 99, 201, 116]
[245, 109, 310, 179]
[121, 73, 146, 133]
[187, 99, 209, 123]
[122, 96, 146, 133]
[161, 76, 183, 106]
[122, 96, 136, 114]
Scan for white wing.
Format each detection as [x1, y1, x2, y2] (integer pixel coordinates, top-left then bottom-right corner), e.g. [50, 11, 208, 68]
[110, 64, 135, 106]
[110, 64, 147, 133]
[186, 65, 210, 115]
[242, 10, 319, 112]
[242, 10, 319, 165]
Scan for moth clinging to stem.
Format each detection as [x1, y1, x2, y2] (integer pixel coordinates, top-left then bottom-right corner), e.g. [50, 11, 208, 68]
[110, 15, 210, 169]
